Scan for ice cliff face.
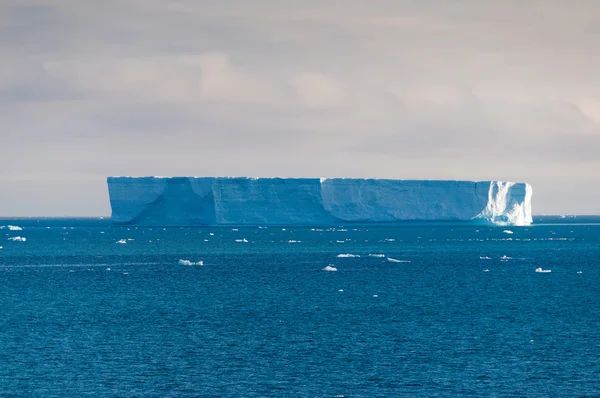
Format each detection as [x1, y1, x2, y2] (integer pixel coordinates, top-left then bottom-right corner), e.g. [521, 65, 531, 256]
[107, 177, 533, 226]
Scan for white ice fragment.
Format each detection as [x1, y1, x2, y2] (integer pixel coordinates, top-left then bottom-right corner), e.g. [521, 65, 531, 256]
[503, 230, 514, 234]
[337, 253, 360, 258]
[483, 269, 490, 272]
[535, 267, 551, 273]
[480, 256, 492, 260]
[8, 225, 23, 231]
[235, 238, 249, 243]
[8, 236, 26, 242]
[369, 254, 385, 258]
[387, 257, 410, 263]
[178, 259, 204, 266]
[322, 265, 337, 271]
[116, 239, 127, 244]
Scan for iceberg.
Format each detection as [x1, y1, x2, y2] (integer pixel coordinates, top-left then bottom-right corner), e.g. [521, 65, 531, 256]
[107, 177, 533, 226]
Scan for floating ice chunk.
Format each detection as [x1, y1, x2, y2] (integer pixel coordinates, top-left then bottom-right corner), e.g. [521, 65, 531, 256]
[384, 238, 396, 242]
[577, 271, 583, 274]
[178, 259, 204, 266]
[503, 230, 514, 234]
[337, 253, 360, 258]
[106, 268, 111, 271]
[288, 240, 302, 243]
[368, 254, 385, 258]
[209, 233, 215, 236]
[373, 295, 378, 298]
[0, 246, 3, 249]
[535, 267, 551, 273]
[116, 239, 127, 244]
[235, 238, 249, 243]
[8, 236, 26, 242]
[483, 269, 490, 272]
[232, 228, 238, 231]
[336, 240, 345, 243]
[100, 231, 105, 234]
[387, 257, 410, 263]
[480, 256, 492, 260]
[322, 265, 337, 271]
[338, 289, 344, 292]
[500, 255, 512, 260]
[8, 225, 23, 231]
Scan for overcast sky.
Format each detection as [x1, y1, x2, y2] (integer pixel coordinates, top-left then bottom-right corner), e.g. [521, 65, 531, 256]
[1, 0, 599, 216]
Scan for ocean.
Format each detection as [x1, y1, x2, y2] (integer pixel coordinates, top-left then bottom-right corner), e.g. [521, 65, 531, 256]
[1, 217, 599, 397]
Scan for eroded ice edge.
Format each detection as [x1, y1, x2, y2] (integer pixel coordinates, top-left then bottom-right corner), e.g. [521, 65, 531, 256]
[107, 177, 532, 227]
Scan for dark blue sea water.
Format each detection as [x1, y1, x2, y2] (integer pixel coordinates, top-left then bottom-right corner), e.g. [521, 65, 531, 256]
[1, 217, 599, 397]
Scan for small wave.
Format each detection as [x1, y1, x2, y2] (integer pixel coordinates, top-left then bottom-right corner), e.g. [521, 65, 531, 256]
[368, 254, 385, 258]
[178, 259, 204, 266]
[384, 238, 396, 242]
[535, 267, 551, 273]
[7, 236, 26, 242]
[288, 240, 302, 243]
[337, 253, 360, 258]
[322, 265, 337, 272]
[387, 257, 410, 263]
[480, 256, 492, 260]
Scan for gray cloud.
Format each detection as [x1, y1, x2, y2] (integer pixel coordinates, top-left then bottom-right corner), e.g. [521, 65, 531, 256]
[1, 0, 599, 216]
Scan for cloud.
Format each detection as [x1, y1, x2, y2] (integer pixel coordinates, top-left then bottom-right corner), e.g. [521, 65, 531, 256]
[0, 0, 599, 215]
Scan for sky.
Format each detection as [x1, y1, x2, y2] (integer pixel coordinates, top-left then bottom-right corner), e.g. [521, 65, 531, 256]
[1, 0, 599, 216]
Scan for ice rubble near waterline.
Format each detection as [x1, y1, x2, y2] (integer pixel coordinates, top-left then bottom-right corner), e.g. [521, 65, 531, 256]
[107, 177, 533, 226]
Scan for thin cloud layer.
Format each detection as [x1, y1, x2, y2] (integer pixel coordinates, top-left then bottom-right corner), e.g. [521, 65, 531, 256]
[1, 0, 599, 215]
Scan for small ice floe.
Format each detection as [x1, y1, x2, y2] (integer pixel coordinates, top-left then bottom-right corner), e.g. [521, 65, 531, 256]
[232, 228, 238, 231]
[483, 269, 490, 272]
[373, 294, 378, 298]
[387, 257, 410, 263]
[368, 254, 385, 258]
[336, 240, 345, 243]
[178, 259, 204, 266]
[123, 272, 129, 275]
[337, 253, 360, 258]
[204, 239, 209, 242]
[338, 289, 344, 292]
[480, 256, 492, 260]
[500, 255, 512, 261]
[8, 236, 26, 242]
[577, 271, 583, 274]
[8, 225, 23, 231]
[127, 238, 134, 241]
[282, 228, 286, 231]
[0, 246, 3, 249]
[322, 265, 337, 272]
[288, 240, 302, 243]
[235, 238, 249, 243]
[100, 231, 105, 234]
[535, 267, 551, 273]
[106, 268, 111, 271]
[384, 238, 395, 242]
[503, 230, 514, 234]
[116, 239, 127, 244]
[209, 232, 215, 236]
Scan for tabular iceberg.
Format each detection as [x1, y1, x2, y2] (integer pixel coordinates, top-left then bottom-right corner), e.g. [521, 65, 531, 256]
[107, 177, 533, 226]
